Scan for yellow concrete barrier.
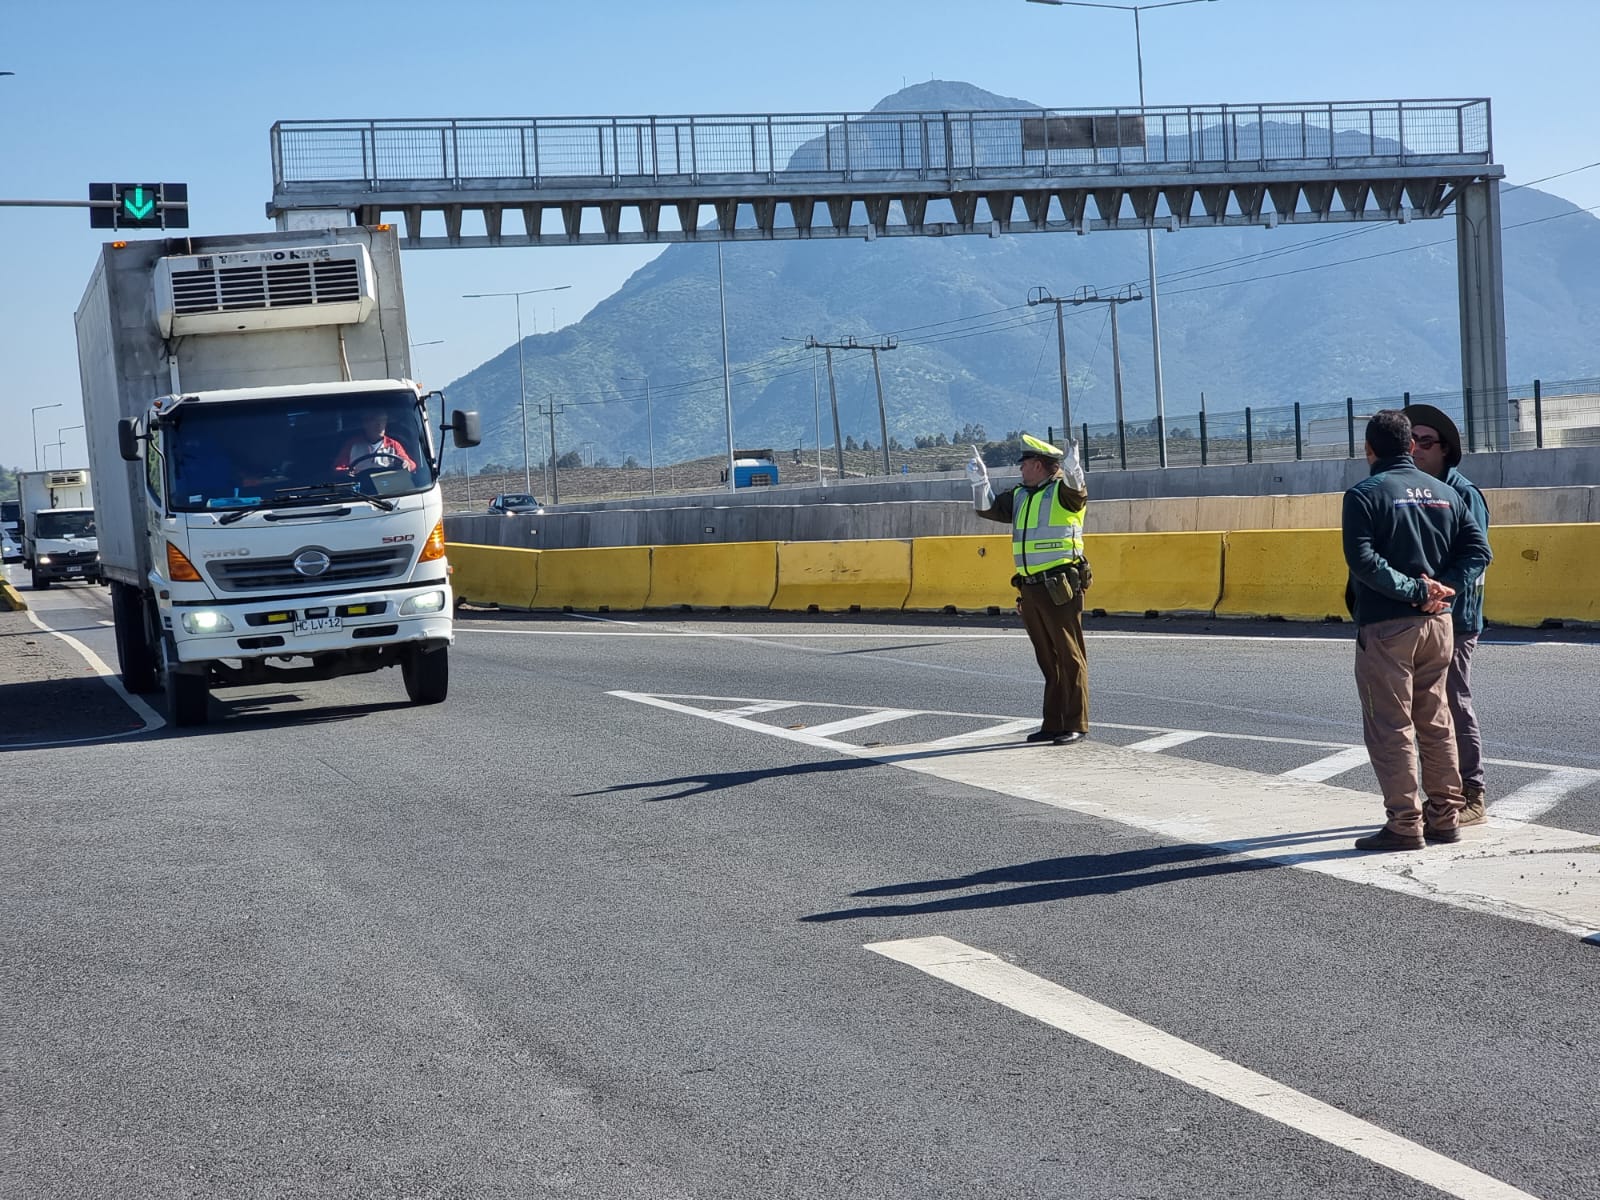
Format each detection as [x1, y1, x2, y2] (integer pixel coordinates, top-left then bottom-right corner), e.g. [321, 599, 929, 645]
[534, 545, 651, 611]
[446, 543, 539, 609]
[905, 535, 1013, 611]
[1485, 524, 1600, 627]
[0, 580, 27, 612]
[1082, 531, 1224, 615]
[1217, 529, 1348, 621]
[772, 540, 911, 611]
[647, 542, 778, 609]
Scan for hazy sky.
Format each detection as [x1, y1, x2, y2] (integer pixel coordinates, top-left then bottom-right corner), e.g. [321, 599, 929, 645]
[4, 0, 1596, 469]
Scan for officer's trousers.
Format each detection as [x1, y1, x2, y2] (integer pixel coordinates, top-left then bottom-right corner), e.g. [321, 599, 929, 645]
[1016, 583, 1089, 734]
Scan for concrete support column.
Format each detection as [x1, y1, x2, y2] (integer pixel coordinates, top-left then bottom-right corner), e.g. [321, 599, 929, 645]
[1456, 179, 1510, 450]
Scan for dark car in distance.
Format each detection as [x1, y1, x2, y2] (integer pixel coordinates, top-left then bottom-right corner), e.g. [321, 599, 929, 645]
[488, 493, 544, 515]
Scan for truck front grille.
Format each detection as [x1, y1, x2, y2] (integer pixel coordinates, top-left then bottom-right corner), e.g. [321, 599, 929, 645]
[207, 546, 410, 592]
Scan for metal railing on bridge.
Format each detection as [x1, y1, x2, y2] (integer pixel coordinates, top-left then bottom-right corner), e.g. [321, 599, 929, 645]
[274, 99, 1492, 190]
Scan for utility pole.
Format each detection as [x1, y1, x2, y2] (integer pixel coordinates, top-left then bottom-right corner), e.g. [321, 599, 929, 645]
[540, 400, 567, 505]
[805, 335, 898, 475]
[1026, 289, 1076, 440]
[622, 375, 655, 494]
[1068, 285, 1144, 469]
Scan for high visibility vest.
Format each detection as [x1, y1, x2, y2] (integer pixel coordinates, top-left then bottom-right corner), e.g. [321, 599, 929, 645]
[1011, 479, 1085, 574]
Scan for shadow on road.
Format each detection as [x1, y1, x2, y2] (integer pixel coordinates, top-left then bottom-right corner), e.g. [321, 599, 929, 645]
[800, 825, 1371, 923]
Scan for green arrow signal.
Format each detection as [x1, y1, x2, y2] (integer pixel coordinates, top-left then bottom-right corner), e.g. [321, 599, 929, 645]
[123, 186, 155, 220]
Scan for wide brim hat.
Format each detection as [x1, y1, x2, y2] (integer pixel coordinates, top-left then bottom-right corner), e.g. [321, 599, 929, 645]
[1019, 433, 1064, 461]
[1402, 403, 1463, 469]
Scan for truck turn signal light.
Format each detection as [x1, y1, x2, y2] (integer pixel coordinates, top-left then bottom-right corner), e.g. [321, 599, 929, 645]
[419, 521, 447, 562]
[165, 541, 203, 582]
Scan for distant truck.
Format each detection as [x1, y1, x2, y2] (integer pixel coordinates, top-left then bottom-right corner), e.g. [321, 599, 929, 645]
[76, 226, 480, 726]
[17, 467, 101, 588]
[721, 448, 780, 488]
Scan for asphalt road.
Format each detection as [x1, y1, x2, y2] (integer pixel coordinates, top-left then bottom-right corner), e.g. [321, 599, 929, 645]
[4, 571, 1599, 1199]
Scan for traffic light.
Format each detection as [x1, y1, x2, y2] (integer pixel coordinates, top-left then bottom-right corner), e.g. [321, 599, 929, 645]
[89, 182, 189, 230]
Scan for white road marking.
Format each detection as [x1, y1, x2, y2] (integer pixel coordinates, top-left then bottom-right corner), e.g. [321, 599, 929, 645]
[1492, 768, 1596, 823]
[926, 718, 1041, 747]
[1125, 730, 1209, 753]
[614, 693, 1600, 943]
[1282, 746, 1374, 782]
[868, 936, 1545, 1200]
[721, 700, 802, 716]
[801, 709, 919, 738]
[16, 607, 164, 741]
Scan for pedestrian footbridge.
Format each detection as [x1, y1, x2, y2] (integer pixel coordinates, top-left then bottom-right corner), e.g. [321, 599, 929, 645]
[267, 97, 1507, 442]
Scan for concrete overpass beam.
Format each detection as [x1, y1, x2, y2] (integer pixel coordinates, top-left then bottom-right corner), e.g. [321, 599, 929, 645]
[1457, 179, 1511, 450]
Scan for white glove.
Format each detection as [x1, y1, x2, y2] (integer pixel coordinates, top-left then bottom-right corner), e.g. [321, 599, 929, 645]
[966, 444, 994, 510]
[1063, 439, 1086, 490]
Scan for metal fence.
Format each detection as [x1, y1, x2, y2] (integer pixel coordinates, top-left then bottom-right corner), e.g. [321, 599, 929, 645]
[1072, 378, 1600, 472]
[273, 99, 1492, 189]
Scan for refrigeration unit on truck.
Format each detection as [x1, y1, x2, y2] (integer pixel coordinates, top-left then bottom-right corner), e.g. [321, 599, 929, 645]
[17, 467, 101, 588]
[76, 226, 479, 726]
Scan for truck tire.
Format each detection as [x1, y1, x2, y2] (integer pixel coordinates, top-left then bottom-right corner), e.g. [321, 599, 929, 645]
[30, 568, 49, 590]
[111, 582, 159, 694]
[165, 663, 212, 727]
[402, 644, 449, 704]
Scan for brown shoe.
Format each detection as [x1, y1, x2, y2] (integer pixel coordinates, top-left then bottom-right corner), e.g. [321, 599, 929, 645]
[1354, 828, 1425, 852]
[1424, 824, 1461, 844]
[1459, 787, 1487, 827]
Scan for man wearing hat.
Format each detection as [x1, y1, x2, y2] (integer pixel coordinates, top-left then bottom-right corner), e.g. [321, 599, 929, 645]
[1343, 409, 1491, 851]
[1405, 402, 1492, 826]
[968, 434, 1091, 745]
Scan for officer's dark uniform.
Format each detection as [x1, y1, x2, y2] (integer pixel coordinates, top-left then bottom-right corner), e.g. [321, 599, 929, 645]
[975, 437, 1090, 745]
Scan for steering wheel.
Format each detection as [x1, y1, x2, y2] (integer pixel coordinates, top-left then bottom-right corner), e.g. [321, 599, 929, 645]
[344, 450, 409, 475]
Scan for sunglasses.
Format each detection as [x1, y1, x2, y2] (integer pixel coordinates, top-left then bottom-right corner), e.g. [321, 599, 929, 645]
[1411, 435, 1441, 450]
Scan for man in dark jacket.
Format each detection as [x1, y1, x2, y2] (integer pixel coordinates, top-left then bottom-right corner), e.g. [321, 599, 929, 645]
[1343, 409, 1492, 851]
[1404, 403, 1492, 825]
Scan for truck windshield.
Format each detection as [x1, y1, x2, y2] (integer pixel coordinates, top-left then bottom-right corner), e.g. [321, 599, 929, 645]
[36, 511, 96, 539]
[166, 391, 435, 512]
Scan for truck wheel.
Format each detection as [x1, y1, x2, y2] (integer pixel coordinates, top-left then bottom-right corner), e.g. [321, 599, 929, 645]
[29, 569, 49, 590]
[165, 665, 212, 727]
[402, 644, 449, 704]
[111, 582, 159, 694]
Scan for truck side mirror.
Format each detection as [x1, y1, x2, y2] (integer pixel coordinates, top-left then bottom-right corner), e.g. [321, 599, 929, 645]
[117, 418, 142, 462]
[449, 410, 481, 448]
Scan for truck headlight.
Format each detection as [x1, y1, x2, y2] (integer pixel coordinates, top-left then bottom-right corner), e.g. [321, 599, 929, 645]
[36, 555, 51, 564]
[400, 590, 446, 615]
[180, 611, 235, 634]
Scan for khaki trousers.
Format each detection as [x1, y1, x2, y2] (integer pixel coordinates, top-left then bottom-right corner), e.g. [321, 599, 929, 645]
[1016, 583, 1088, 734]
[1354, 612, 1463, 834]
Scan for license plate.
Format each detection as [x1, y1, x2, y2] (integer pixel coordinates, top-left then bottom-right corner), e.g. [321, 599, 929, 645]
[293, 615, 343, 635]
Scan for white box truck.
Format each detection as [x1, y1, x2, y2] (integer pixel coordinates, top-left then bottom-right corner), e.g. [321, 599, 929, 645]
[17, 467, 101, 588]
[76, 226, 479, 725]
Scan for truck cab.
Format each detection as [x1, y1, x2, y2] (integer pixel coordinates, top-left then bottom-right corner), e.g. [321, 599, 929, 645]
[720, 448, 780, 488]
[25, 507, 100, 587]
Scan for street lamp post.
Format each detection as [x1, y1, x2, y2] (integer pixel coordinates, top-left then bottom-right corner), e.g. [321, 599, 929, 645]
[30, 403, 62, 469]
[1026, 0, 1218, 467]
[56, 424, 85, 469]
[463, 285, 571, 495]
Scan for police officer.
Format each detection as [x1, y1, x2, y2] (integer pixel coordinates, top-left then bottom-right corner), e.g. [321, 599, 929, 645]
[968, 434, 1090, 745]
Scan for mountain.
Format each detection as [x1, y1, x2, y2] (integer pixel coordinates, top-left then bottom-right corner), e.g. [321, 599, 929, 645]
[440, 81, 1600, 472]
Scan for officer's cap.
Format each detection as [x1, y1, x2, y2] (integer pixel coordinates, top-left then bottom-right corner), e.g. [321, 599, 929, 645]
[1019, 433, 1064, 461]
